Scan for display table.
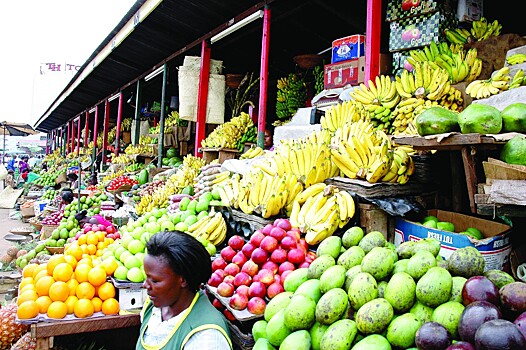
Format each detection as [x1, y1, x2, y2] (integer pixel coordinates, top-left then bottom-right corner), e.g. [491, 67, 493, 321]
[393, 133, 507, 214]
[30, 313, 140, 350]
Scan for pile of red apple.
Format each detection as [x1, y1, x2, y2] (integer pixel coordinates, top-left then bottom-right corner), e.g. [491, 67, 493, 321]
[207, 218, 316, 317]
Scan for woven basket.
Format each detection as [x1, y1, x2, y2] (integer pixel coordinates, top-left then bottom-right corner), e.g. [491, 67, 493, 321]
[293, 54, 323, 69]
[46, 246, 65, 255]
[40, 224, 59, 239]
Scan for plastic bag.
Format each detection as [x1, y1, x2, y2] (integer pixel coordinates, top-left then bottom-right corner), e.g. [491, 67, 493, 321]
[367, 197, 427, 222]
[0, 164, 7, 181]
[26, 172, 40, 183]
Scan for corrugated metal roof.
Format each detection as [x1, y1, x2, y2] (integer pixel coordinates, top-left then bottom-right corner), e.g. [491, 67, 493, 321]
[34, 0, 371, 132]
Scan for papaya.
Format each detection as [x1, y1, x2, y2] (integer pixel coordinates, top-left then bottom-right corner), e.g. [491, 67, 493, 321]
[458, 103, 502, 134]
[415, 107, 460, 136]
[500, 134, 526, 166]
[501, 102, 526, 132]
[138, 169, 149, 185]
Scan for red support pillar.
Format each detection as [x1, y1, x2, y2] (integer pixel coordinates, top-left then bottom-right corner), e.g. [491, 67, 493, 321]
[84, 111, 89, 147]
[194, 40, 211, 157]
[76, 117, 81, 156]
[102, 100, 110, 164]
[71, 119, 76, 154]
[365, 0, 382, 83]
[257, 6, 271, 149]
[66, 122, 71, 153]
[93, 107, 99, 150]
[115, 93, 123, 156]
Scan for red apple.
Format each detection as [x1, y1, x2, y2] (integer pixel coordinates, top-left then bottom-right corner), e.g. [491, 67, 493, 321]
[279, 261, 295, 275]
[223, 309, 236, 321]
[281, 269, 293, 282]
[236, 285, 250, 298]
[280, 236, 297, 250]
[247, 296, 266, 315]
[298, 238, 308, 252]
[249, 281, 267, 299]
[232, 251, 248, 267]
[223, 275, 235, 285]
[252, 274, 261, 283]
[270, 248, 287, 264]
[217, 281, 235, 297]
[224, 263, 240, 276]
[229, 293, 248, 310]
[214, 269, 226, 279]
[233, 272, 252, 287]
[251, 247, 269, 265]
[228, 235, 245, 251]
[221, 246, 237, 262]
[305, 251, 317, 263]
[212, 298, 224, 310]
[269, 226, 286, 241]
[241, 260, 259, 277]
[211, 257, 227, 271]
[274, 274, 281, 285]
[260, 236, 279, 253]
[261, 261, 279, 275]
[267, 282, 285, 299]
[250, 231, 266, 247]
[241, 242, 256, 258]
[207, 272, 224, 287]
[257, 269, 275, 286]
[287, 248, 306, 265]
[299, 261, 310, 268]
[261, 224, 274, 235]
[274, 218, 292, 231]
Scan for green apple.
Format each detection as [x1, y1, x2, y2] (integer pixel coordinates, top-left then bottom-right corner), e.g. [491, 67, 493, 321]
[132, 227, 146, 240]
[423, 215, 439, 224]
[121, 235, 135, 249]
[146, 222, 161, 235]
[127, 267, 145, 283]
[124, 255, 143, 269]
[160, 220, 175, 232]
[114, 265, 129, 281]
[128, 239, 145, 255]
[119, 250, 133, 264]
[174, 222, 188, 232]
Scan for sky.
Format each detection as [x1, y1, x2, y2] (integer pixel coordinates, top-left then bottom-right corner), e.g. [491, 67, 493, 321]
[0, 0, 137, 127]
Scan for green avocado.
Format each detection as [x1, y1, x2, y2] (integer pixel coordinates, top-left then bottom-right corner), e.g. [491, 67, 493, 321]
[458, 103, 502, 134]
[415, 107, 460, 136]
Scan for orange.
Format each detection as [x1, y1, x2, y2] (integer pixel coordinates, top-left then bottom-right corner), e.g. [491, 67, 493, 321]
[78, 257, 94, 267]
[95, 250, 103, 257]
[64, 295, 78, 314]
[47, 255, 66, 276]
[100, 258, 118, 276]
[66, 244, 83, 261]
[35, 275, 55, 296]
[104, 237, 114, 246]
[17, 300, 39, 319]
[97, 242, 106, 251]
[63, 254, 78, 269]
[95, 231, 106, 242]
[34, 269, 49, 283]
[87, 233, 99, 246]
[20, 284, 36, 293]
[101, 297, 120, 315]
[22, 263, 38, 278]
[96, 282, 116, 301]
[35, 295, 53, 314]
[48, 281, 69, 302]
[87, 267, 107, 287]
[74, 264, 91, 283]
[74, 298, 95, 318]
[87, 244, 97, 256]
[66, 279, 79, 296]
[47, 301, 68, 319]
[91, 297, 103, 313]
[77, 234, 87, 246]
[32, 263, 48, 279]
[19, 277, 34, 291]
[17, 289, 38, 305]
[76, 281, 96, 300]
[53, 262, 74, 282]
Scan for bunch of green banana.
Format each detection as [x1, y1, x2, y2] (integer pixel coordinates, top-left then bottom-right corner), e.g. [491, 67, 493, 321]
[288, 183, 355, 245]
[201, 112, 254, 149]
[276, 73, 307, 120]
[506, 53, 526, 66]
[509, 69, 526, 89]
[470, 17, 502, 41]
[187, 211, 227, 246]
[239, 145, 265, 159]
[235, 125, 257, 152]
[465, 66, 511, 99]
[379, 146, 415, 184]
[313, 65, 325, 95]
[320, 100, 361, 132]
[407, 41, 482, 84]
[396, 61, 451, 100]
[125, 162, 144, 173]
[444, 28, 473, 45]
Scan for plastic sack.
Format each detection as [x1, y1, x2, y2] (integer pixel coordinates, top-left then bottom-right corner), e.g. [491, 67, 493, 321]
[26, 172, 40, 183]
[367, 197, 427, 222]
[0, 164, 7, 181]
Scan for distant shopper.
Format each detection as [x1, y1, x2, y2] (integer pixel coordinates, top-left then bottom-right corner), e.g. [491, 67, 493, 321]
[6, 155, 16, 172]
[19, 156, 30, 181]
[264, 129, 274, 150]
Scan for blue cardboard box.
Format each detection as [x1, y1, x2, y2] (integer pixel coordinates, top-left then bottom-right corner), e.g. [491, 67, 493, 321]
[332, 35, 365, 64]
[394, 209, 512, 272]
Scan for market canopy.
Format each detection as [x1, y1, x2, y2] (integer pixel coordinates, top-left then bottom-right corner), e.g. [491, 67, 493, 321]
[0, 121, 39, 137]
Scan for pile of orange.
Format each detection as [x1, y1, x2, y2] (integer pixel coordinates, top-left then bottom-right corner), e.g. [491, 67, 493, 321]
[17, 249, 120, 320]
[72, 231, 114, 258]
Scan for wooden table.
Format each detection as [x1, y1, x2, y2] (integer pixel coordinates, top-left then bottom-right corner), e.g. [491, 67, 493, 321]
[30, 313, 140, 350]
[392, 133, 506, 214]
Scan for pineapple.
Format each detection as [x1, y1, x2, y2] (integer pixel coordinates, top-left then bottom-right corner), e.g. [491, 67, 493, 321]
[0, 303, 29, 349]
[9, 332, 36, 350]
[0, 255, 13, 266]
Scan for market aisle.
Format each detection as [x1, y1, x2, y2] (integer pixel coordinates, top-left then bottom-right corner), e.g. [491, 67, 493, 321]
[0, 208, 29, 256]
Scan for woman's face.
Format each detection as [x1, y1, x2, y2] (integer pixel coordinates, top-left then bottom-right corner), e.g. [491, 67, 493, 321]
[264, 130, 272, 148]
[142, 254, 184, 308]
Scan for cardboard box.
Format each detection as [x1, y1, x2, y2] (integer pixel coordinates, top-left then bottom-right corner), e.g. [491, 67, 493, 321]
[332, 35, 365, 63]
[117, 288, 147, 310]
[324, 57, 365, 89]
[20, 206, 35, 218]
[394, 209, 513, 272]
[33, 200, 49, 217]
[386, 0, 456, 22]
[457, 0, 483, 22]
[389, 12, 457, 52]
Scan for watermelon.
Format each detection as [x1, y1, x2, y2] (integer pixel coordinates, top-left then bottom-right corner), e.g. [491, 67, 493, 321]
[166, 148, 178, 158]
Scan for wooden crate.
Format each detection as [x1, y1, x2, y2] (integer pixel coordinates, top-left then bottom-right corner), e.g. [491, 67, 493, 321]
[201, 148, 239, 164]
[358, 203, 395, 241]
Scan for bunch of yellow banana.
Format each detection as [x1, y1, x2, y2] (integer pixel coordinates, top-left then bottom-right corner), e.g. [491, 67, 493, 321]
[396, 62, 451, 100]
[470, 18, 502, 41]
[187, 211, 227, 246]
[110, 153, 133, 165]
[135, 176, 180, 214]
[391, 98, 426, 135]
[214, 173, 242, 208]
[139, 135, 156, 145]
[289, 183, 356, 245]
[350, 75, 401, 109]
[239, 145, 265, 159]
[101, 169, 125, 184]
[506, 53, 526, 65]
[120, 118, 133, 132]
[320, 100, 361, 132]
[379, 146, 415, 184]
[166, 154, 206, 193]
[466, 66, 511, 99]
[509, 69, 525, 89]
[201, 112, 254, 149]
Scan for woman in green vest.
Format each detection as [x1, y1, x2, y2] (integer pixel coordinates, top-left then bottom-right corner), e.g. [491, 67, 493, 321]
[136, 230, 232, 350]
